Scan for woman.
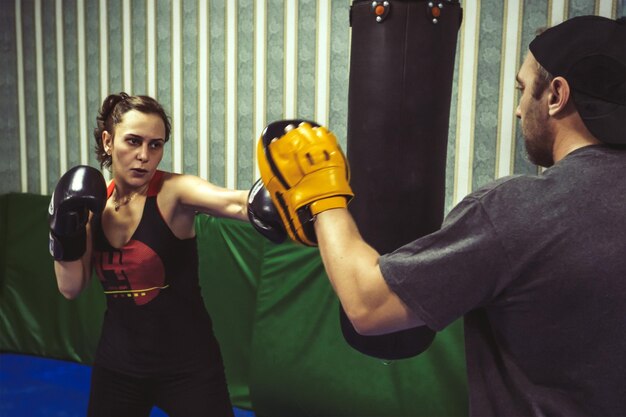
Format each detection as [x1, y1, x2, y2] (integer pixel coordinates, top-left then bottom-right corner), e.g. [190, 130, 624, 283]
[50, 93, 280, 416]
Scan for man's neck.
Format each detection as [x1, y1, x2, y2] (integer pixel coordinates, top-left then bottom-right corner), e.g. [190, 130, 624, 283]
[552, 118, 601, 163]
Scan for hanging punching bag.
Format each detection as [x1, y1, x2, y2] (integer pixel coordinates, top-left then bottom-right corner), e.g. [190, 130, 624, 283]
[340, 0, 462, 360]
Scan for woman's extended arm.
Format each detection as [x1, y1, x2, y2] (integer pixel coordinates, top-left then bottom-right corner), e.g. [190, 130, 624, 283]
[171, 174, 249, 221]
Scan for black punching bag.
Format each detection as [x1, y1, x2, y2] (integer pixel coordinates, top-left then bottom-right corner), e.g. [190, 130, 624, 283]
[340, 0, 462, 360]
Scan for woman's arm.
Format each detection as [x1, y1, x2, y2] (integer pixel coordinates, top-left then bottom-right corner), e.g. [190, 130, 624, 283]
[172, 174, 249, 221]
[49, 165, 106, 300]
[54, 219, 94, 299]
[314, 208, 425, 335]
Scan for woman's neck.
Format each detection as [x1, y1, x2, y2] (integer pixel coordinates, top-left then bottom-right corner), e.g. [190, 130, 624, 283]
[111, 180, 150, 211]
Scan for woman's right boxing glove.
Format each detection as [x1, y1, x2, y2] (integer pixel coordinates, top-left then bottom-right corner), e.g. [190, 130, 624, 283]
[48, 165, 107, 261]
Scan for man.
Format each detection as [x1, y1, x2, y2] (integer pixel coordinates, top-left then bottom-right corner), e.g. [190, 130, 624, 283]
[259, 16, 626, 416]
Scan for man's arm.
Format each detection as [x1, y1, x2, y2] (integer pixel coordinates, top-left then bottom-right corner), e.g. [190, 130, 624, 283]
[314, 208, 425, 335]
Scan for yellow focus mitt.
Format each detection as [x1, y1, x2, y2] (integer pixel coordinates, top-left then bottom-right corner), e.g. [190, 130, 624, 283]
[257, 120, 353, 246]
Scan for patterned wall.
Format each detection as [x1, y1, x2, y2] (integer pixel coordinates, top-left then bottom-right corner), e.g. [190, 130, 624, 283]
[0, 0, 624, 213]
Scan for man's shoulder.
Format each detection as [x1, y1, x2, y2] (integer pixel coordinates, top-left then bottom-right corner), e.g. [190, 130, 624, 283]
[468, 174, 539, 202]
[455, 174, 554, 229]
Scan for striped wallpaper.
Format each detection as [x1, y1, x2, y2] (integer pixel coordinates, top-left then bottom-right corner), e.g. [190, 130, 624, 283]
[0, 0, 624, 213]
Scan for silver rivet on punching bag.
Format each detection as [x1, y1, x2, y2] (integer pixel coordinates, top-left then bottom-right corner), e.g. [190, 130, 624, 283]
[429, 1, 442, 24]
[372, 0, 390, 23]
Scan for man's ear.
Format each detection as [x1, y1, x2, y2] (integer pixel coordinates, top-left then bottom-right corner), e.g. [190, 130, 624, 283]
[548, 76, 572, 117]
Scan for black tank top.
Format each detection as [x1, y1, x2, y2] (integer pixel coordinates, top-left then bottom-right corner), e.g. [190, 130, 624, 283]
[91, 171, 219, 376]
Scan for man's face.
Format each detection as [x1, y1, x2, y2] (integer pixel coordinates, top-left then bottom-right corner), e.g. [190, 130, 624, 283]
[515, 52, 555, 168]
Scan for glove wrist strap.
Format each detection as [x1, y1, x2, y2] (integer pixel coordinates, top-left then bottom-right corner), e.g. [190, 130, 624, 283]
[309, 196, 348, 216]
[49, 230, 86, 262]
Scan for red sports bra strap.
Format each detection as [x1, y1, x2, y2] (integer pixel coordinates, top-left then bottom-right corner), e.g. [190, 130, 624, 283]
[147, 171, 165, 196]
[106, 171, 164, 198]
[106, 180, 115, 199]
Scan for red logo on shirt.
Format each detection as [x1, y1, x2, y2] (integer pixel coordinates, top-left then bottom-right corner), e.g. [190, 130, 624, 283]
[95, 240, 166, 306]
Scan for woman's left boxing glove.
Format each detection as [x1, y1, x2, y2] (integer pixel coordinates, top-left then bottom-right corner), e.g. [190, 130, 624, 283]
[247, 178, 287, 244]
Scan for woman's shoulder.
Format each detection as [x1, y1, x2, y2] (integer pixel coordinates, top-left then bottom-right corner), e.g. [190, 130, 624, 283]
[158, 172, 213, 202]
[159, 171, 201, 189]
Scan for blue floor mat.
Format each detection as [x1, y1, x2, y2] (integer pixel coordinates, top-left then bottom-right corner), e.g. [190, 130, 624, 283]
[0, 353, 255, 417]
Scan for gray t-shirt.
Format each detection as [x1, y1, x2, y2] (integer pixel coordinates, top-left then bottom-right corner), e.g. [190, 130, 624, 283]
[380, 145, 626, 416]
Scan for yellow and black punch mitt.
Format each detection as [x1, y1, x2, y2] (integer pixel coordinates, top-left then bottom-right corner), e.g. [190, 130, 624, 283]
[257, 120, 353, 246]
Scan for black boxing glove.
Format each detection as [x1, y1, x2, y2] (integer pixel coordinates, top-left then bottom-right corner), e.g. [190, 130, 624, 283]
[247, 178, 287, 244]
[49, 165, 107, 261]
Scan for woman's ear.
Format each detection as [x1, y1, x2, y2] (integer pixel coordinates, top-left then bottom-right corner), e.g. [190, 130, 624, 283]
[548, 76, 572, 117]
[102, 131, 112, 154]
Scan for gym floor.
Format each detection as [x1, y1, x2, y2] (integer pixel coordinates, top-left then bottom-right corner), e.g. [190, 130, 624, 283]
[0, 353, 256, 417]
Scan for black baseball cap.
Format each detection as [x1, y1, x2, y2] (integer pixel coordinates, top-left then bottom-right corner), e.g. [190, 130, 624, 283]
[529, 16, 626, 145]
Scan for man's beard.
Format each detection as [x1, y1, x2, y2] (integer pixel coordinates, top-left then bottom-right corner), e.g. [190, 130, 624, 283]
[522, 104, 554, 168]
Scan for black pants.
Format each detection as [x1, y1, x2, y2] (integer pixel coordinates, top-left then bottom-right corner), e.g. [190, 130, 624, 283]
[87, 363, 234, 417]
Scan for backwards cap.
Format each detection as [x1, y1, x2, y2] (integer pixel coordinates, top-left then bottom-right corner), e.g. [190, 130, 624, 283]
[529, 16, 626, 145]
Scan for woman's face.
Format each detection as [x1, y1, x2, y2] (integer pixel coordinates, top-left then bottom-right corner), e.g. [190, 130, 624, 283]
[102, 110, 166, 188]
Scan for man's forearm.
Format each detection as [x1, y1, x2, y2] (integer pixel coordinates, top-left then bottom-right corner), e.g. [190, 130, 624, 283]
[314, 208, 424, 334]
[314, 208, 380, 306]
